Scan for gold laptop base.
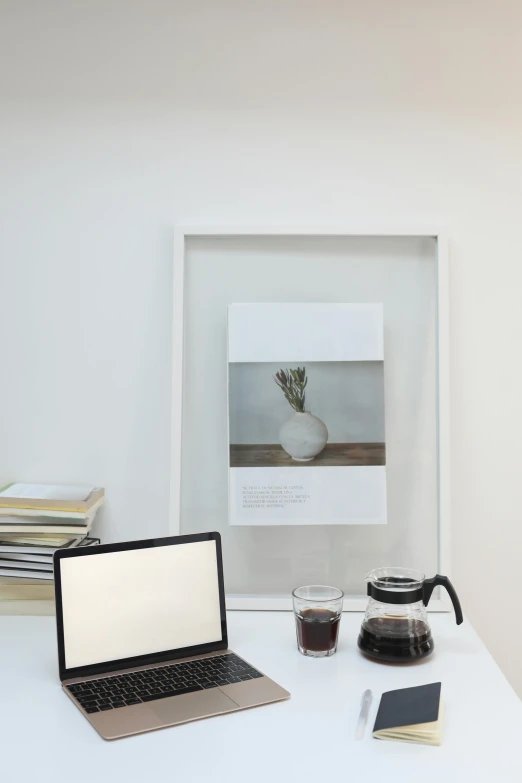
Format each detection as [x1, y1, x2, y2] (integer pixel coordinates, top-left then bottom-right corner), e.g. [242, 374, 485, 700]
[64, 650, 290, 740]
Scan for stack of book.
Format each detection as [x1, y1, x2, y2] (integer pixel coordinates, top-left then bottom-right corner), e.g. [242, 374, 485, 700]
[0, 483, 104, 607]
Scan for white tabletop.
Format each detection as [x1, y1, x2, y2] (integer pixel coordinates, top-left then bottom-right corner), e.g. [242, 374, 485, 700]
[1, 611, 520, 783]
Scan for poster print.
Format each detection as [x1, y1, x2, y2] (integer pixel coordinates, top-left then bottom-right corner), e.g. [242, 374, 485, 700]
[227, 303, 387, 526]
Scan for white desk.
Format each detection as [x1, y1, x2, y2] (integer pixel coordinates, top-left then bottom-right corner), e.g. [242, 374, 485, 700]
[1, 611, 520, 783]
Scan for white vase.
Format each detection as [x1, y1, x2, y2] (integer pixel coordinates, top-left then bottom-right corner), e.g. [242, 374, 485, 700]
[279, 411, 328, 461]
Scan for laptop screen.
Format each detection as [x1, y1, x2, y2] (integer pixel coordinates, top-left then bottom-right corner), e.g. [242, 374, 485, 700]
[59, 538, 224, 671]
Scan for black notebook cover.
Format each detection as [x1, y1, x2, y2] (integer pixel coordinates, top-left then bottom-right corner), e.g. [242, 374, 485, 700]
[373, 683, 441, 732]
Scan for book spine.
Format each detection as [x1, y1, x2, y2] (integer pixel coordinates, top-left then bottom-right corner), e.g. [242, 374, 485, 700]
[0, 508, 91, 519]
[0, 499, 91, 512]
[0, 529, 91, 535]
[0, 488, 104, 513]
[0, 586, 55, 600]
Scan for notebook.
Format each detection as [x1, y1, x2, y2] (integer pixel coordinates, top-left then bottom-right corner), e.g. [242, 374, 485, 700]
[372, 683, 443, 746]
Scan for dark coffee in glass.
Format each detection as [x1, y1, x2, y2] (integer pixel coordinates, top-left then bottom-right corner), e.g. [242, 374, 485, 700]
[295, 608, 341, 654]
[292, 585, 344, 657]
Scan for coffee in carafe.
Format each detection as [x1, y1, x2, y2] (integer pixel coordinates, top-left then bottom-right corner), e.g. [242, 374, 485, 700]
[358, 617, 433, 661]
[357, 568, 463, 663]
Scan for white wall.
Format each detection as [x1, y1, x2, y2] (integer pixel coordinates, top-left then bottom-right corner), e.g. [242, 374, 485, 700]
[1, 0, 521, 696]
[229, 362, 385, 444]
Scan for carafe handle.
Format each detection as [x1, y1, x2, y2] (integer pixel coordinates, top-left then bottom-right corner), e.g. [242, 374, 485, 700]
[423, 574, 463, 624]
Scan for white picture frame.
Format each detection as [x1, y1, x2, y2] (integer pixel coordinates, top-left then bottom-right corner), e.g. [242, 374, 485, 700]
[170, 225, 450, 612]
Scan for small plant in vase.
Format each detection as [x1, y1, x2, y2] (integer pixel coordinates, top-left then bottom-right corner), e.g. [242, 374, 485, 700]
[274, 367, 328, 461]
[274, 367, 307, 412]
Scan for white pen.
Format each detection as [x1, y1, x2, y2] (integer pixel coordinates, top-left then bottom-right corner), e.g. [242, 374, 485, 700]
[355, 689, 373, 740]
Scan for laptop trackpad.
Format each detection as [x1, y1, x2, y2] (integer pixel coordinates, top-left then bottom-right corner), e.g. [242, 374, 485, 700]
[150, 688, 239, 725]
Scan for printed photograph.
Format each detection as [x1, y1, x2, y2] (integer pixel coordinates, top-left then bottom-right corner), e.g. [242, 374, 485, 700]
[229, 362, 385, 468]
[227, 303, 387, 526]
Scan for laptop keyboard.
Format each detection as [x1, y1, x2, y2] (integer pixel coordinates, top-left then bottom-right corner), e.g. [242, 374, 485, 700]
[66, 654, 263, 713]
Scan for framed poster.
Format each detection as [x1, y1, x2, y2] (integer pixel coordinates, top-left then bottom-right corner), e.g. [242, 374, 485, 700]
[227, 303, 387, 526]
[171, 226, 450, 611]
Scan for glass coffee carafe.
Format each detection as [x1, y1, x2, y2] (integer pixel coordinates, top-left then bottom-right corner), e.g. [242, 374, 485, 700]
[358, 567, 463, 662]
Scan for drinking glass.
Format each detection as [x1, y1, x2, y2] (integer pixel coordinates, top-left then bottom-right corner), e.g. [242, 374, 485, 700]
[292, 585, 344, 657]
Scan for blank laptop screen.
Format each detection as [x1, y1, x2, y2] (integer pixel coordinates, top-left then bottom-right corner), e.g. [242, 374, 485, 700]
[59, 540, 223, 670]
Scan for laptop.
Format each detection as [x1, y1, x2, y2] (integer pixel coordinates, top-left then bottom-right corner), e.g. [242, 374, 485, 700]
[54, 532, 290, 740]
